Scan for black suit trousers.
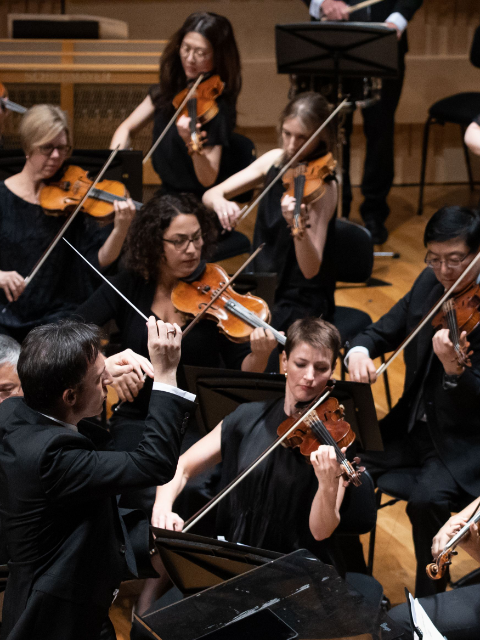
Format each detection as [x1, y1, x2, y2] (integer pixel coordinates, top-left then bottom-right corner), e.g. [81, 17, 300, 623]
[342, 55, 405, 221]
[363, 421, 474, 598]
[388, 584, 480, 639]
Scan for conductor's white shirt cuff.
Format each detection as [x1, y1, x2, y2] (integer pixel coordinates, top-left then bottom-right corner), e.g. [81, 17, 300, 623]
[385, 12, 408, 33]
[309, 0, 325, 20]
[152, 382, 196, 403]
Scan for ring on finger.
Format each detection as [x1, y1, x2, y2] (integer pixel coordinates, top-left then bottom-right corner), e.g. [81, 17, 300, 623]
[167, 329, 176, 337]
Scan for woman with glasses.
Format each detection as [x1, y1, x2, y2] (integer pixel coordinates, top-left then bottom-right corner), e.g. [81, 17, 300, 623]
[346, 205, 480, 599]
[0, 104, 135, 342]
[110, 12, 241, 205]
[75, 192, 277, 521]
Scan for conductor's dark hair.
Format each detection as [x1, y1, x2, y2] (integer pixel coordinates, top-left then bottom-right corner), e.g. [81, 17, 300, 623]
[150, 12, 241, 118]
[285, 317, 341, 367]
[424, 206, 480, 252]
[124, 192, 218, 281]
[18, 320, 103, 413]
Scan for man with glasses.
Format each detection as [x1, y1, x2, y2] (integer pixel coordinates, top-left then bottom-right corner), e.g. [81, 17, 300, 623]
[347, 206, 480, 598]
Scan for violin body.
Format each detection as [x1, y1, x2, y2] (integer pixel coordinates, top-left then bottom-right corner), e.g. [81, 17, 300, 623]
[432, 281, 480, 336]
[40, 165, 138, 223]
[171, 262, 271, 343]
[172, 75, 225, 154]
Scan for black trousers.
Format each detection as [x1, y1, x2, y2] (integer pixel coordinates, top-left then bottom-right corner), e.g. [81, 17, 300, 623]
[388, 584, 480, 639]
[363, 421, 474, 598]
[341, 58, 405, 222]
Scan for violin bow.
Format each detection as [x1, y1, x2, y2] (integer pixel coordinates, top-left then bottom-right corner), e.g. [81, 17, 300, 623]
[183, 383, 334, 532]
[0, 96, 27, 114]
[181, 243, 265, 338]
[236, 98, 348, 225]
[142, 74, 204, 165]
[22, 146, 120, 289]
[376, 250, 480, 377]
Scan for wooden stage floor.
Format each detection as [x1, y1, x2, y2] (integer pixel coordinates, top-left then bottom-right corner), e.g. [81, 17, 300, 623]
[108, 181, 480, 637]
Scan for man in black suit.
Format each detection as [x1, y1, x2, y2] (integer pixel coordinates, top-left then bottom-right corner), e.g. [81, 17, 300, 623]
[0, 317, 195, 640]
[347, 206, 480, 597]
[301, 0, 423, 243]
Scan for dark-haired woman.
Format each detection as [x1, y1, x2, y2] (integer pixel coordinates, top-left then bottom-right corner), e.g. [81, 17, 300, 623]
[76, 192, 277, 516]
[203, 92, 337, 348]
[110, 12, 241, 202]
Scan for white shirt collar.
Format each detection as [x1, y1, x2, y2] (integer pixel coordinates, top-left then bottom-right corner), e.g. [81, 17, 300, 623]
[39, 412, 78, 432]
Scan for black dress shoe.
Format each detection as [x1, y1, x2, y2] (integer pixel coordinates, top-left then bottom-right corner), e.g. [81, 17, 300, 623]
[364, 218, 388, 245]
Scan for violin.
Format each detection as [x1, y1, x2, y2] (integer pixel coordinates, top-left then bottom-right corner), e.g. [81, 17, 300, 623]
[0, 82, 27, 115]
[40, 165, 142, 223]
[427, 506, 480, 580]
[282, 152, 337, 238]
[277, 395, 361, 486]
[172, 74, 224, 154]
[171, 262, 286, 345]
[431, 280, 480, 368]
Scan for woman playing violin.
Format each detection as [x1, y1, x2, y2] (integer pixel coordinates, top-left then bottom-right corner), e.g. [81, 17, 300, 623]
[76, 192, 277, 463]
[0, 105, 135, 342]
[203, 92, 337, 354]
[110, 12, 241, 198]
[153, 317, 347, 563]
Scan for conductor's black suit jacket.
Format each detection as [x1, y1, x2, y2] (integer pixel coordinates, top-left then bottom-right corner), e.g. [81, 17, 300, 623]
[350, 268, 480, 498]
[0, 390, 195, 640]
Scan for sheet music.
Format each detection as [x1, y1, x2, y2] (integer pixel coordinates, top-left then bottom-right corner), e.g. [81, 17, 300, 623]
[408, 592, 446, 640]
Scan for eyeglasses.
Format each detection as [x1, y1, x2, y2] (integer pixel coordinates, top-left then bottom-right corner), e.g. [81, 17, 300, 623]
[36, 144, 72, 156]
[179, 43, 212, 61]
[163, 231, 204, 252]
[424, 252, 472, 270]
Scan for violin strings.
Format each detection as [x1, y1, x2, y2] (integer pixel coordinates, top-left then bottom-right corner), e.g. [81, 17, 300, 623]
[304, 414, 345, 461]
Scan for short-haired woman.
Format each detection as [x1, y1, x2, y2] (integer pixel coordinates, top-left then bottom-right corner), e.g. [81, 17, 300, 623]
[0, 104, 136, 342]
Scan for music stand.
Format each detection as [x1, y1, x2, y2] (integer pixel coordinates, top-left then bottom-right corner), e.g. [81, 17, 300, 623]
[183, 366, 382, 451]
[275, 21, 399, 237]
[134, 549, 404, 640]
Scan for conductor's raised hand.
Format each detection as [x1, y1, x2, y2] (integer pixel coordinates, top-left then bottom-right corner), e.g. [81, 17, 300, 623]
[147, 317, 182, 386]
[348, 352, 377, 384]
[105, 348, 154, 403]
[321, 0, 350, 21]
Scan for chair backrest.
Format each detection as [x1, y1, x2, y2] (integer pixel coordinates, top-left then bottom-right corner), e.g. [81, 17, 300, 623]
[217, 133, 256, 203]
[333, 218, 374, 284]
[470, 25, 480, 68]
[335, 470, 377, 535]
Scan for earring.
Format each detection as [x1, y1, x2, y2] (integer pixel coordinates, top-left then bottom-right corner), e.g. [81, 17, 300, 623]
[284, 372, 288, 378]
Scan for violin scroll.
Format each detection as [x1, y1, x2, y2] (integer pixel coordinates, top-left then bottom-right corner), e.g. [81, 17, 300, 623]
[426, 549, 457, 580]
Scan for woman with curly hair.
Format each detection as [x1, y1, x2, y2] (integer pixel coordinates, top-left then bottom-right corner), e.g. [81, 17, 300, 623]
[76, 192, 277, 457]
[110, 12, 242, 202]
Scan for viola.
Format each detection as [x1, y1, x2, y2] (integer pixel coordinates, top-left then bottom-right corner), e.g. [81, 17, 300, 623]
[431, 280, 480, 368]
[282, 152, 337, 238]
[277, 395, 361, 486]
[171, 262, 285, 345]
[172, 75, 224, 154]
[40, 165, 142, 222]
[0, 82, 27, 115]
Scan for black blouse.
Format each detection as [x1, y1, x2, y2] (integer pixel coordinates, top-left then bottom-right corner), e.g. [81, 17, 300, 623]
[252, 165, 336, 327]
[0, 181, 112, 335]
[75, 269, 251, 419]
[148, 86, 235, 198]
[217, 398, 334, 562]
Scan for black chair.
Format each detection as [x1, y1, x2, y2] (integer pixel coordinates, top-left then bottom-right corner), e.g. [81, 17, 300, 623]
[332, 218, 392, 411]
[212, 132, 256, 262]
[417, 26, 480, 215]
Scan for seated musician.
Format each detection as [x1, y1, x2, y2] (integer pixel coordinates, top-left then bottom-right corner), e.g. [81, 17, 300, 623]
[110, 12, 241, 200]
[347, 206, 480, 598]
[148, 317, 350, 612]
[465, 115, 480, 156]
[389, 495, 480, 639]
[0, 104, 136, 343]
[0, 318, 195, 640]
[203, 92, 337, 373]
[75, 192, 277, 524]
[0, 335, 21, 404]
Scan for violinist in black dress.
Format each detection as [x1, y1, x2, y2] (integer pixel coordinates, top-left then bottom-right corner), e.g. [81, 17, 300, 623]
[347, 206, 480, 598]
[203, 92, 337, 350]
[0, 104, 135, 343]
